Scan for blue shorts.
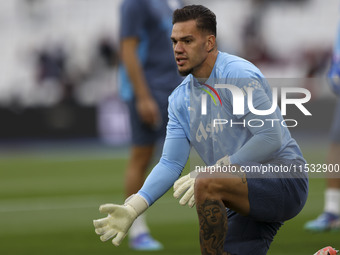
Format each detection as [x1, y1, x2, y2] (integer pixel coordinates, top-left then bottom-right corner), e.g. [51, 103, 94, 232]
[224, 159, 309, 255]
[330, 98, 340, 143]
[127, 98, 169, 146]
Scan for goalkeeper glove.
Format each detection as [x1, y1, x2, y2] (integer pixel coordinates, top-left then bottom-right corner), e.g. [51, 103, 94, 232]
[173, 172, 196, 208]
[173, 155, 230, 208]
[328, 56, 340, 95]
[93, 194, 148, 246]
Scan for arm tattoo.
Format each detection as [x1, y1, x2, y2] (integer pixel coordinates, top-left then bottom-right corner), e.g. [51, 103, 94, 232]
[197, 199, 229, 255]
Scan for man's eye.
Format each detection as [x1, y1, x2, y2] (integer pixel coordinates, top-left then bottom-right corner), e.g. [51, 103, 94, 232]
[185, 40, 191, 44]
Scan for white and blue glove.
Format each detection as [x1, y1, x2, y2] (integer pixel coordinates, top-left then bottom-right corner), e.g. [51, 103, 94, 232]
[93, 194, 148, 246]
[173, 155, 230, 208]
[328, 56, 340, 95]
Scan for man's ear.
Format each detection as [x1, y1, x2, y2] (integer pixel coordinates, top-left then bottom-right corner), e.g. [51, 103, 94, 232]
[206, 35, 216, 53]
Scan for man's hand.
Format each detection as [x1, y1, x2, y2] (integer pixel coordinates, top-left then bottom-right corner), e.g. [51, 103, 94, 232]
[93, 203, 136, 245]
[93, 194, 148, 246]
[328, 57, 340, 95]
[173, 173, 196, 208]
[136, 96, 161, 128]
[173, 156, 230, 208]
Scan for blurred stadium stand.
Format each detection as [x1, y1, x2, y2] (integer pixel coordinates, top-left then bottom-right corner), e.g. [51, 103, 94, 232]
[0, 0, 338, 143]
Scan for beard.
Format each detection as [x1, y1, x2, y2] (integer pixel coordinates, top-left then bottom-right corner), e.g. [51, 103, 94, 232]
[178, 67, 193, 76]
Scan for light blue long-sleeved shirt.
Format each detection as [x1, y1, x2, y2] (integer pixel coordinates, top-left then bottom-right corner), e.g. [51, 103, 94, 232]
[138, 52, 305, 205]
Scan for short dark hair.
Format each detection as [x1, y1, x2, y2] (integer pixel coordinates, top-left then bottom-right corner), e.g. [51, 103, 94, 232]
[172, 5, 217, 37]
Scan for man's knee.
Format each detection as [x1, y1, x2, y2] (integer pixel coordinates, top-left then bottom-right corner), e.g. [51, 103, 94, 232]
[194, 177, 224, 203]
[194, 175, 250, 214]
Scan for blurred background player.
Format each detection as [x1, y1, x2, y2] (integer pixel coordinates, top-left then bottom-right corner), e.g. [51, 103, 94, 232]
[304, 15, 340, 232]
[118, 0, 183, 250]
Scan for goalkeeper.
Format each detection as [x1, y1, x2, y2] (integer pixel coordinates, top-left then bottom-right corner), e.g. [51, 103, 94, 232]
[94, 5, 309, 255]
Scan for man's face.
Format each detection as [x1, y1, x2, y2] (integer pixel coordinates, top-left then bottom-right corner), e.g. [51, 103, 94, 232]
[171, 20, 210, 77]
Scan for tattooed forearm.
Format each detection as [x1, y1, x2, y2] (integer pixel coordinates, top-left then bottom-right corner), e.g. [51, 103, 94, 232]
[197, 199, 228, 255]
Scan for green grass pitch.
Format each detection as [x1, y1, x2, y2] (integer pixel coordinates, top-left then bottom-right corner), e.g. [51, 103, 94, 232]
[0, 142, 339, 255]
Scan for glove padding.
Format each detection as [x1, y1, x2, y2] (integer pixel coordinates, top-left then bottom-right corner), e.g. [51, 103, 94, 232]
[93, 194, 148, 246]
[328, 57, 340, 95]
[173, 173, 196, 208]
